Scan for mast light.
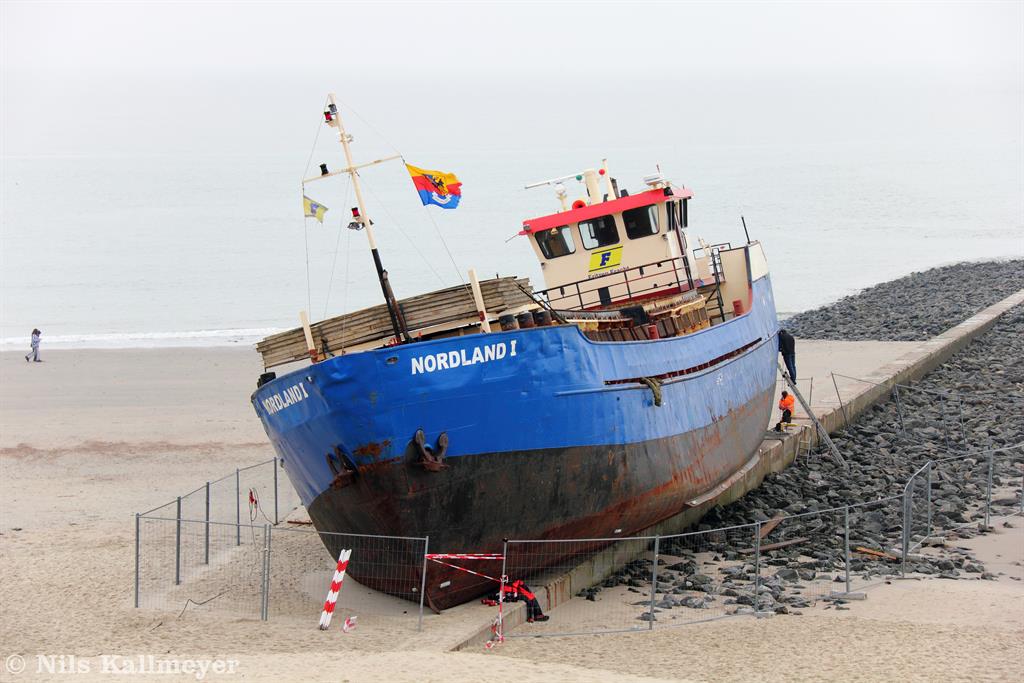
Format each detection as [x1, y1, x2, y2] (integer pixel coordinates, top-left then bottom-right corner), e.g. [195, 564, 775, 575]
[320, 163, 329, 176]
[348, 206, 371, 231]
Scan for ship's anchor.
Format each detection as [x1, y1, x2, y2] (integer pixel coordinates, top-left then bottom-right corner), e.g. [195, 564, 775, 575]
[325, 445, 358, 489]
[639, 377, 663, 407]
[413, 429, 449, 472]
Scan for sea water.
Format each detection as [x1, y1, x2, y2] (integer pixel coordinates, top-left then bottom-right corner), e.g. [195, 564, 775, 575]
[2, 101, 1022, 349]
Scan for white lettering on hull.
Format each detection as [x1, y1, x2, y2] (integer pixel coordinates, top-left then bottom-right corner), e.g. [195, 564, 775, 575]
[411, 341, 519, 375]
[261, 382, 310, 415]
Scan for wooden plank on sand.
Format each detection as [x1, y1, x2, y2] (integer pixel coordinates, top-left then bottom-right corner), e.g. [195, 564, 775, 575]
[738, 537, 808, 554]
[758, 513, 787, 539]
[853, 546, 899, 561]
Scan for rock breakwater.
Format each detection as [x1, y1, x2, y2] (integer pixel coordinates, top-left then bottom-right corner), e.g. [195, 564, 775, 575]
[785, 259, 1024, 341]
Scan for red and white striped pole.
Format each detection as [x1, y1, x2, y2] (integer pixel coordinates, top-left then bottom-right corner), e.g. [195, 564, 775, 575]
[318, 548, 352, 630]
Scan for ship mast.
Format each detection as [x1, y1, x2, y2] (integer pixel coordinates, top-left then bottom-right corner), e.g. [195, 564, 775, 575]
[315, 93, 410, 343]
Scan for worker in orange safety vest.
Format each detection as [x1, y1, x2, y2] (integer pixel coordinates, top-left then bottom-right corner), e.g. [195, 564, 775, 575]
[775, 390, 795, 432]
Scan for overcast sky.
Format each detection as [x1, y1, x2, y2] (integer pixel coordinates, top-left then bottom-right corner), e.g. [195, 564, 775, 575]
[3, 1, 1022, 158]
[4, 1, 1021, 77]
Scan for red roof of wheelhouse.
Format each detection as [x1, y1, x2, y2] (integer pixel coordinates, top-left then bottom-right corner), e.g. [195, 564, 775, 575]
[518, 185, 693, 235]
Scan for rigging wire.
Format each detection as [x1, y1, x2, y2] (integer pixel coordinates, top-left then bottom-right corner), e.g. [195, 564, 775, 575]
[322, 174, 353, 319]
[333, 97, 466, 286]
[300, 99, 327, 319]
[302, 96, 328, 180]
[303, 217, 312, 315]
[358, 175, 447, 287]
[338, 228, 353, 355]
[337, 99, 403, 159]
[416, 184, 467, 285]
[301, 95, 468, 323]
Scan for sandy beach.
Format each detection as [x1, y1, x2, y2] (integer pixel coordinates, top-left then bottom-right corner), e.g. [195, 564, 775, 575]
[1, 346, 1022, 682]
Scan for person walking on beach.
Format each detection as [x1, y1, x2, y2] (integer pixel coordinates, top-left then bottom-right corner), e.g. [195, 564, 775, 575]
[775, 390, 794, 432]
[778, 328, 796, 380]
[25, 328, 42, 363]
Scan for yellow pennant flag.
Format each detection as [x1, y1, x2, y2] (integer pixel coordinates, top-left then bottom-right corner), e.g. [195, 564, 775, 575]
[303, 195, 328, 223]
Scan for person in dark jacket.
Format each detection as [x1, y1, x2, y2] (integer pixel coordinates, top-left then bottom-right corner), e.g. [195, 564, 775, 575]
[25, 329, 41, 362]
[778, 329, 796, 380]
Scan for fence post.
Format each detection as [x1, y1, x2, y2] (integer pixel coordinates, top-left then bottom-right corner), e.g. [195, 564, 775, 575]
[956, 392, 966, 443]
[235, 468, 241, 547]
[418, 536, 430, 633]
[830, 505, 865, 600]
[261, 524, 271, 621]
[984, 443, 994, 530]
[844, 506, 851, 595]
[925, 462, 933, 541]
[941, 394, 951, 451]
[175, 496, 182, 586]
[204, 481, 210, 565]
[831, 373, 849, 430]
[893, 385, 905, 434]
[498, 539, 509, 642]
[901, 487, 910, 578]
[134, 513, 140, 608]
[753, 522, 762, 614]
[273, 458, 280, 526]
[647, 536, 660, 630]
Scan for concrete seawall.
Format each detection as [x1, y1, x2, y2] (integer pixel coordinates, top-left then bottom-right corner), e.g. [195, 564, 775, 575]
[453, 287, 1024, 650]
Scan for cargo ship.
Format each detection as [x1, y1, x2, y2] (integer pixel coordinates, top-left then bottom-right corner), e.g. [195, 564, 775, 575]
[251, 94, 780, 610]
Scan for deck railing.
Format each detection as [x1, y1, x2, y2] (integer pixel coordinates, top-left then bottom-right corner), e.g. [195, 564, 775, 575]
[536, 256, 697, 311]
[536, 241, 736, 312]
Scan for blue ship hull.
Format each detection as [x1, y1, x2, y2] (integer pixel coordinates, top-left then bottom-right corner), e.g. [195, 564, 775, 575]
[253, 273, 779, 608]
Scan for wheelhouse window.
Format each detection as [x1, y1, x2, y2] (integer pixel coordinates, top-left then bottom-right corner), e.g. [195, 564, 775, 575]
[535, 225, 576, 258]
[623, 204, 659, 239]
[578, 215, 619, 250]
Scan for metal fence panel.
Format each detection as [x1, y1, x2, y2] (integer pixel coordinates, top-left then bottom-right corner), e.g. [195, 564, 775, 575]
[758, 508, 847, 609]
[904, 463, 932, 554]
[137, 517, 266, 619]
[651, 523, 764, 628]
[846, 497, 904, 590]
[266, 527, 427, 627]
[504, 536, 658, 636]
[929, 454, 989, 537]
[990, 449, 1024, 521]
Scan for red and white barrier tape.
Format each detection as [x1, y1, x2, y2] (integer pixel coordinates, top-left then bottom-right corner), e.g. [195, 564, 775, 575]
[420, 553, 507, 649]
[487, 574, 509, 650]
[426, 557, 500, 582]
[318, 548, 352, 630]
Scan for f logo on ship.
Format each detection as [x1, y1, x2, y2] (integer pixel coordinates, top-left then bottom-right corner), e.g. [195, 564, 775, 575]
[589, 246, 622, 273]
